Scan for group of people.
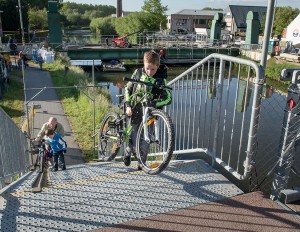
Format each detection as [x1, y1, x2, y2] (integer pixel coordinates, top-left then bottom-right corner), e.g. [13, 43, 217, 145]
[17, 51, 29, 69]
[32, 48, 44, 71]
[34, 50, 171, 172]
[36, 117, 67, 171]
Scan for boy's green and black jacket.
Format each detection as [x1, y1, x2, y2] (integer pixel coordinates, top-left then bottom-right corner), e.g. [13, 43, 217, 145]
[125, 64, 172, 124]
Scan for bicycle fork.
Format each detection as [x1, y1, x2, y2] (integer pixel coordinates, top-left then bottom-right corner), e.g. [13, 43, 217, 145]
[142, 107, 159, 143]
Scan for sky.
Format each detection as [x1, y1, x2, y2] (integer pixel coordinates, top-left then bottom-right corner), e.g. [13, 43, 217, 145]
[64, 0, 300, 15]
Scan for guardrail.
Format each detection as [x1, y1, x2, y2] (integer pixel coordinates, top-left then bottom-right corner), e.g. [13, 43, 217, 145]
[166, 53, 264, 181]
[0, 107, 30, 188]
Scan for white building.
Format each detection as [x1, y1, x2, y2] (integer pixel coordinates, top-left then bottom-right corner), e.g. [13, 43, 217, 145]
[167, 9, 222, 34]
[283, 14, 300, 48]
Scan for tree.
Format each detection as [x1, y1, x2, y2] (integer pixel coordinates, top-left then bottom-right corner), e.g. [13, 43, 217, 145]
[27, 0, 49, 9]
[28, 8, 47, 30]
[59, 2, 115, 28]
[142, 0, 168, 30]
[90, 17, 116, 35]
[273, 6, 299, 37]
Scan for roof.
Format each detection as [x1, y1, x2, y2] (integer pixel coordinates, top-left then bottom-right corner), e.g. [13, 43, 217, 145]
[224, 5, 267, 28]
[172, 9, 222, 16]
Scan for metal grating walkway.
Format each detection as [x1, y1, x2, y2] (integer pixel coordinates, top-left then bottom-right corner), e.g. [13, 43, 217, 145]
[0, 160, 243, 232]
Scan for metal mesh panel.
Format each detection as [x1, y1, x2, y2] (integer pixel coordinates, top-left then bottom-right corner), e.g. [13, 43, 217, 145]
[248, 87, 286, 194]
[0, 107, 30, 185]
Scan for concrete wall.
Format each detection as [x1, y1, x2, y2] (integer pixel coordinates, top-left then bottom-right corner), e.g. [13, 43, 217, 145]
[240, 49, 271, 61]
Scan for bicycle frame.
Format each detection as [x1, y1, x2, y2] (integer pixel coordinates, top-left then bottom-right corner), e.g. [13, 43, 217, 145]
[30, 139, 51, 171]
[123, 77, 171, 144]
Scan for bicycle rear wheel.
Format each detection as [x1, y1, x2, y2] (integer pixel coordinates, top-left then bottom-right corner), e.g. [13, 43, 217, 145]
[136, 109, 174, 175]
[98, 112, 122, 161]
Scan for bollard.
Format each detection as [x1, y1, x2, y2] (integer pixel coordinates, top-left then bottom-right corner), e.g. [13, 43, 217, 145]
[271, 69, 300, 201]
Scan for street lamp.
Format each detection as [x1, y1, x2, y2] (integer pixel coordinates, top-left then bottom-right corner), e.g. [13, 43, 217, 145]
[0, 11, 3, 46]
[17, 0, 25, 49]
[194, 10, 196, 32]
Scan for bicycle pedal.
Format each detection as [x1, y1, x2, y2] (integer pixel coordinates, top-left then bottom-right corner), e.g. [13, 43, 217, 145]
[151, 139, 160, 144]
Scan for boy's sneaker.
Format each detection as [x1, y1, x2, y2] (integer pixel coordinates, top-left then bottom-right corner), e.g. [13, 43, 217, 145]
[123, 146, 131, 166]
[123, 155, 131, 166]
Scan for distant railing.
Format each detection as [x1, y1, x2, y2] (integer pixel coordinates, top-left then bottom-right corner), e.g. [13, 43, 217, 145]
[0, 107, 30, 189]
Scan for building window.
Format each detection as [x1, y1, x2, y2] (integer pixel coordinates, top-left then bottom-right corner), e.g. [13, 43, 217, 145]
[199, 19, 206, 25]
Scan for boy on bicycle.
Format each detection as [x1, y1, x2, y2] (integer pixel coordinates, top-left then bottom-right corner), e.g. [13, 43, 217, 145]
[124, 50, 172, 169]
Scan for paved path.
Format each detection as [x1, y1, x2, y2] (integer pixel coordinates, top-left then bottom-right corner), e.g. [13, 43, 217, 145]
[23, 65, 84, 166]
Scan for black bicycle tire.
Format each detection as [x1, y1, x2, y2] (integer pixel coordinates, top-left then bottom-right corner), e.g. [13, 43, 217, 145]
[98, 112, 122, 161]
[136, 109, 174, 175]
[39, 151, 44, 173]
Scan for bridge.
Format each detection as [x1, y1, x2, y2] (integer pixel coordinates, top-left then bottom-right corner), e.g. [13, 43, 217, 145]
[66, 46, 240, 63]
[1, 53, 300, 231]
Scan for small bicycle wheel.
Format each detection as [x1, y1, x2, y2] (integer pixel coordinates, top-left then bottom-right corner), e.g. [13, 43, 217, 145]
[136, 109, 174, 175]
[39, 151, 45, 173]
[98, 112, 122, 161]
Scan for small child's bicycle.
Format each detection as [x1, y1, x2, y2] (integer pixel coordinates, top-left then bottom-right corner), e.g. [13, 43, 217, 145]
[98, 77, 175, 175]
[30, 139, 52, 173]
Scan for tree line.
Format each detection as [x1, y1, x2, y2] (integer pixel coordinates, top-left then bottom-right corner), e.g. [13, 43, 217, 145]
[0, 0, 299, 43]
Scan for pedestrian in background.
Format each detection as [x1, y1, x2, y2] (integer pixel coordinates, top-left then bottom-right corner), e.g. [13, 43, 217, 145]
[37, 53, 44, 71]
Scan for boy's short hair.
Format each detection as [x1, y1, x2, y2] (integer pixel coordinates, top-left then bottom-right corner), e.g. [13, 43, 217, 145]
[45, 129, 54, 136]
[143, 50, 160, 66]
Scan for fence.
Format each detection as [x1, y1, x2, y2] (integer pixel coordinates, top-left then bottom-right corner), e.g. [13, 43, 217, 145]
[0, 107, 30, 188]
[166, 53, 264, 181]
[160, 53, 299, 194]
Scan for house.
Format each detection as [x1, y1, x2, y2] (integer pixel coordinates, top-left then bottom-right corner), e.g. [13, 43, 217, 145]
[223, 5, 267, 35]
[167, 9, 222, 34]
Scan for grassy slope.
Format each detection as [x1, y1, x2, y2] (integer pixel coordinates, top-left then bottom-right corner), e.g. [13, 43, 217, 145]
[44, 58, 114, 161]
[0, 75, 24, 126]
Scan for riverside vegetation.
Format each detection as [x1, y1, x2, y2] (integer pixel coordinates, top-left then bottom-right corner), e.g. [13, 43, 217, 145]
[1, 55, 300, 161]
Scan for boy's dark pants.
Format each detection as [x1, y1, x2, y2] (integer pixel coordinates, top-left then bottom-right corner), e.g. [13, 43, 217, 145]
[129, 123, 150, 164]
[53, 150, 66, 170]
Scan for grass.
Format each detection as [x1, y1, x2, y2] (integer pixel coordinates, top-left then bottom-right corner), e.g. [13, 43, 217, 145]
[0, 77, 24, 126]
[44, 55, 115, 161]
[265, 57, 300, 82]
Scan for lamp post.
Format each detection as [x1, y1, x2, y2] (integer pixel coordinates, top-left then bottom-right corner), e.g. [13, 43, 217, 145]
[194, 10, 196, 32]
[0, 11, 3, 46]
[17, 0, 25, 49]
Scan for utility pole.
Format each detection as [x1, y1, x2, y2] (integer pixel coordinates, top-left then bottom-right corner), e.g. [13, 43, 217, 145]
[260, 0, 275, 72]
[17, 0, 25, 49]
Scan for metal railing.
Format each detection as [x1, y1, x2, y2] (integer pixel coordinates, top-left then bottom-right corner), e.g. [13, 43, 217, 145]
[166, 53, 264, 181]
[0, 107, 30, 188]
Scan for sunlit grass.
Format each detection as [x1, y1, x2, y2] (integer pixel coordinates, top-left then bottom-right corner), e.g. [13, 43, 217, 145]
[45, 56, 115, 161]
[0, 78, 24, 127]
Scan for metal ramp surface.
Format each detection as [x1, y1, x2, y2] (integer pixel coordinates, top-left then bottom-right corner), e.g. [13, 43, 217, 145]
[0, 160, 243, 232]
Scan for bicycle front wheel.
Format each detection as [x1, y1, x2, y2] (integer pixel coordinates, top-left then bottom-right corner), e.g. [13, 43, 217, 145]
[136, 109, 174, 175]
[98, 112, 122, 161]
[39, 151, 45, 173]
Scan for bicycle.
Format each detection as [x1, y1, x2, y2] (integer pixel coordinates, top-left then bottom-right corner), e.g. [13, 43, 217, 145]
[98, 77, 175, 175]
[30, 138, 52, 173]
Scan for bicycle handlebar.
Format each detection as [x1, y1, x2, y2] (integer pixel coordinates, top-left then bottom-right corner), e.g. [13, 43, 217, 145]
[123, 77, 172, 90]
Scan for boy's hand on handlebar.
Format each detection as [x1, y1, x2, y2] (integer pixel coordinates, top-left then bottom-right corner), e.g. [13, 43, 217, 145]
[126, 106, 133, 116]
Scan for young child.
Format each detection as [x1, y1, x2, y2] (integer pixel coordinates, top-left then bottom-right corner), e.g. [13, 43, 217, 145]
[124, 50, 172, 168]
[45, 129, 67, 171]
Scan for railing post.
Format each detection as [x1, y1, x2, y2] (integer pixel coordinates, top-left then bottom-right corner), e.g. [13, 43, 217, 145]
[212, 59, 225, 166]
[271, 70, 300, 200]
